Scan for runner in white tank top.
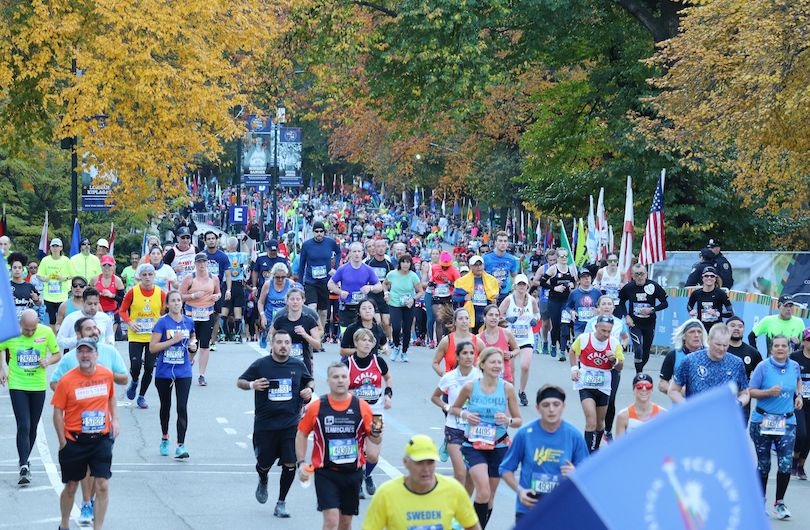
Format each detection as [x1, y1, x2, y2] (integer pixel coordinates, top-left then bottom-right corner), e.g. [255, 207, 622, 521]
[498, 275, 540, 407]
[595, 253, 625, 306]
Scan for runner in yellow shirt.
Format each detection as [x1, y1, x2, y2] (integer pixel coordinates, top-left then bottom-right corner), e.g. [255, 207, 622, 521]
[363, 434, 480, 530]
[37, 238, 74, 330]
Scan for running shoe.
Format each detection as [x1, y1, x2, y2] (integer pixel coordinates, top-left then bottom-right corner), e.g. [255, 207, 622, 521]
[160, 439, 169, 456]
[209, 342, 217, 351]
[198, 375, 207, 386]
[604, 431, 613, 443]
[18, 465, 31, 485]
[798, 465, 807, 480]
[365, 476, 376, 496]
[175, 445, 189, 459]
[401, 351, 409, 363]
[126, 380, 138, 400]
[390, 346, 400, 362]
[274, 501, 290, 518]
[79, 502, 93, 525]
[550, 346, 557, 358]
[358, 483, 366, 500]
[439, 440, 449, 463]
[255, 478, 268, 504]
[137, 396, 148, 409]
[519, 391, 528, 407]
[774, 501, 791, 520]
[429, 340, 436, 349]
[558, 354, 567, 362]
[541, 344, 549, 355]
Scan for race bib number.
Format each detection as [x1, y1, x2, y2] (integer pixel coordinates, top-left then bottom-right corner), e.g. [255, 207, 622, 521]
[513, 323, 530, 341]
[401, 295, 413, 307]
[434, 284, 450, 297]
[531, 473, 560, 494]
[605, 286, 619, 301]
[761, 414, 787, 436]
[163, 347, 185, 365]
[582, 369, 606, 388]
[328, 438, 358, 464]
[561, 310, 572, 324]
[353, 384, 381, 402]
[801, 384, 810, 400]
[373, 267, 387, 280]
[207, 261, 220, 278]
[268, 378, 293, 401]
[17, 349, 40, 369]
[472, 287, 488, 306]
[136, 318, 155, 334]
[633, 302, 651, 318]
[467, 422, 497, 445]
[700, 302, 718, 322]
[48, 280, 61, 295]
[351, 291, 366, 303]
[312, 265, 327, 280]
[81, 411, 106, 433]
[190, 306, 211, 322]
[578, 307, 595, 320]
[407, 525, 443, 530]
[290, 343, 303, 359]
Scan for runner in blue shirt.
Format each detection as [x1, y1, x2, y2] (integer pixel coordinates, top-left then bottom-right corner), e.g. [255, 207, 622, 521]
[565, 270, 600, 336]
[328, 242, 382, 334]
[202, 231, 231, 350]
[500, 385, 588, 525]
[223, 236, 250, 341]
[482, 231, 519, 304]
[298, 222, 340, 326]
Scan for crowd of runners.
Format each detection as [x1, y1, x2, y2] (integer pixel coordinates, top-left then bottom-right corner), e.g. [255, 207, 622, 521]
[0, 187, 808, 529]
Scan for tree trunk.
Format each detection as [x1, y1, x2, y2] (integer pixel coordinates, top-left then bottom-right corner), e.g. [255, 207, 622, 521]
[613, 0, 682, 43]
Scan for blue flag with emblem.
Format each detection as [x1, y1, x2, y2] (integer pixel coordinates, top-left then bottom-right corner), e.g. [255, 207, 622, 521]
[69, 218, 82, 257]
[517, 385, 769, 530]
[0, 250, 21, 341]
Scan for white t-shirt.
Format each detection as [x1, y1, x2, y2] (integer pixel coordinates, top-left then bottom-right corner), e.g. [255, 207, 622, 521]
[438, 367, 482, 431]
[154, 264, 178, 292]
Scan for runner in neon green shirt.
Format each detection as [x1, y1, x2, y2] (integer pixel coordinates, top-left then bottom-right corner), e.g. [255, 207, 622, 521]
[37, 238, 74, 329]
[0, 310, 61, 483]
[749, 295, 806, 351]
[121, 251, 141, 291]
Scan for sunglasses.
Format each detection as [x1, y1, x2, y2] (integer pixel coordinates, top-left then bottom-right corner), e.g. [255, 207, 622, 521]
[702, 274, 716, 278]
[607, 259, 618, 263]
[633, 272, 646, 276]
[81, 242, 90, 246]
[102, 264, 113, 267]
[180, 236, 191, 239]
[72, 283, 87, 288]
[634, 382, 653, 390]
[314, 229, 325, 233]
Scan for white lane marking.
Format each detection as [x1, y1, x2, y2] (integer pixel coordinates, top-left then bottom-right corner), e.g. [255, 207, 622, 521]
[36, 420, 80, 523]
[0, 517, 61, 528]
[246, 434, 252, 440]
[223, 427, 237, 435]
[20, 485, 53, 492]
[216, 417, 228, 424]
[244, 410, 254, 415]
[235, 442, 248, 449]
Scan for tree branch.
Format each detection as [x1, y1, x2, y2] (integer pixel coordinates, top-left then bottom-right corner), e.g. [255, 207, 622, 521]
[351, 1, 397, 17]
[613, 0, 670, 42]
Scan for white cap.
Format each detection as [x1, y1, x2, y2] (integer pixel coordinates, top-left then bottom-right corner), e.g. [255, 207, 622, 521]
[514, 273, 530, 285]
[96, 238, 110, 248]
[469, 255, 484, 266]
[50, 238, 63, 247]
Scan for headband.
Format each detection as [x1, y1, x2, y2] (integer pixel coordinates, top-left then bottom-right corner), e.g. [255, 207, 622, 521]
[537, 387, 566, 404]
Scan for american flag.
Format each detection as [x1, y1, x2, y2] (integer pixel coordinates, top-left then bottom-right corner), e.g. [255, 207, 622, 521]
[639, 169, 666, 265]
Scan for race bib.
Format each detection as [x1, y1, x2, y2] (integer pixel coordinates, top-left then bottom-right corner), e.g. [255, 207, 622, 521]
[407, 525, 443, 530]
[801, 384, 810, 400]
[290, 343, 303, 359]
[17, 349, 40, 369]
[578, 307, 595, 320]
[81, 410, 106, 433]
[15, 306, 25, 319]
[633, 302, 651, 318]
[513, 323, 530, 341]
[434, 284, 450, 297]
[312, 265, 327, 280]
[351, 291, 366, 303]
[467, 422, 497, 445]
[561, 310, 572, 324]
[136, 318, 155, 334]
[190, 306, 212, 322]
[373, 267, 387, 280]
[531, 472, 560, 494]
[472, 287, 488, 306]
[582, 369, 607, 388]
[207, 261, 220, 278]
[353, 384, 381, 402]
[268, 378, 293, 402]
[401, 295, 413, 307]
[163, 347, 185, 365]
[328, 438, 358, 464]
[761, 413, 787, 436]
[48, 280, 61, 295]
[700, 302, 718, 322]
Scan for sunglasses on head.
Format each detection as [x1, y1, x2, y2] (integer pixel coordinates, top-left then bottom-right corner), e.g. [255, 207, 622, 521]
[634, 382, 653, 390]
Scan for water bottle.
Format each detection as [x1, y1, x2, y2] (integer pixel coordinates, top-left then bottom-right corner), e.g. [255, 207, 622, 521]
[299, 464, 314, 488]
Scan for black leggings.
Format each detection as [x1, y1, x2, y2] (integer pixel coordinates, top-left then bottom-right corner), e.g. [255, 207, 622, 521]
[414, 306, 427, 340]
[390, 306, 415, 353]
[129, 342, 156, 396]
[605, 368, 621, 433]
[10, 389, 46, 467]
[547, 298, 569, 352]
[795, 397, 810, 462]
[155, 377, 192, 444]
[631, 325, 655, 373]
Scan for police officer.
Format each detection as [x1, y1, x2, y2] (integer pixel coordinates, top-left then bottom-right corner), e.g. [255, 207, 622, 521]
[707, 238, 733, 289]
[685, 247, 717, 287]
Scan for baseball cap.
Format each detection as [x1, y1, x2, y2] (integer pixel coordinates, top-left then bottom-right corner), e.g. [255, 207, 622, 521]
[266, 239, 279, 251]
[50, 238, 63, 247]
[80, 238, 90, 245]
[578, 268, 592, 277]
[176, 227, 191, 237]
[440, 251, 453, 266]
[75, 338, 98, 352]
[707, 238, 721, 247]
[514, 273, 529, 285]
[702, 266, 718, 276]
[778, 294, 795, 306]
[404, 434, 440, 462]
[632, 373, 654, 386]
[459, 265, 470, 274]
[313, 221, 326, 231]
[194, 252, 208, 262]
[469, 255, 484, 266]
[101, 255, 115, 266]
[96, 238, 109, 248]
[700, 248, 714, 259]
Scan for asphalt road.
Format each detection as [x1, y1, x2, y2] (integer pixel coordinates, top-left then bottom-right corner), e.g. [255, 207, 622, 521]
[1, 340, 804, 529]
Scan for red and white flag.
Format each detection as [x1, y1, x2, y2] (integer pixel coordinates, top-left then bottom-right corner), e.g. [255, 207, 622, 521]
[618, 176, 635, 278]
[639, 169, 666, 265]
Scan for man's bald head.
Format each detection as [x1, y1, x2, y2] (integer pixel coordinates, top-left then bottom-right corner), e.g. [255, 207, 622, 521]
[20, 309, 39, 336]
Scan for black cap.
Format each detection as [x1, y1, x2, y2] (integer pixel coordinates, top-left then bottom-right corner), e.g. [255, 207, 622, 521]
[707, 238, 721, 247]
[313, 221, 326, 231]
[700, 248, 714, 259]
[578, 268, 592, 277]
[632, 373, 654, 386]
[266, 239, 279, 251]
[702, 266, 718, 276]
[778, 294, 795, 306]
[80, 238, 90, 245]
[176, 227, 191, 237]
[194, 252, 208, 262]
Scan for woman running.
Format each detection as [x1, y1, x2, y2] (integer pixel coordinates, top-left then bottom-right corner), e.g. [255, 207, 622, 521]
[384, 253, 423, 362]
[269, 288, 321, 374]
[96, 255, 124, 336]
[749, 335, 803, 520]
[451, 347, 522, 529]
[499, 275, 540, 406]
[150, 291, 198, 458]
[180, 253, 221, 386]
[147, 246, 178, 293]
[431, 340, 480, 493]
[340, 299, 388, 357]
[478, 304, 518, 385]
[791, 328, 810, 480]
[421, 248, 441, 348]
[538, 248, 576, 361]
[432, 308, 486, 377]
[343, 328, 392, 498]
[686, 265, 733, 332]
[614, 373, 664, 438]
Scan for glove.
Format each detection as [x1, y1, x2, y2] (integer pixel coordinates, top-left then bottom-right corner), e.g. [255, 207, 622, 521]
[505, 316, 518, 324]
[529, 319, 538, 327]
